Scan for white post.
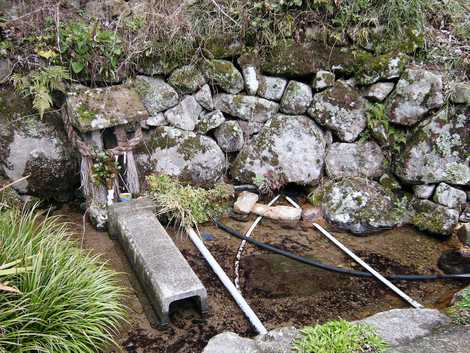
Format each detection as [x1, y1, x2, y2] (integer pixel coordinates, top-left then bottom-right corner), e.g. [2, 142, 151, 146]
[186, 226, 268, 335]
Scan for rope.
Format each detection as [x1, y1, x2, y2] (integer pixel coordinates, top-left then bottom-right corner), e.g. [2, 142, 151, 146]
[61, 106, 144, 200]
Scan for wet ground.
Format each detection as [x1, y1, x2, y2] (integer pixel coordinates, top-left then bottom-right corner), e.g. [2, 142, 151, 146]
[56, 201, 466, 353]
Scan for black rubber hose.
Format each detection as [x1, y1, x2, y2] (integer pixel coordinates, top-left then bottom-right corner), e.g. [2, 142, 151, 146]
[214, 220, 470, 281]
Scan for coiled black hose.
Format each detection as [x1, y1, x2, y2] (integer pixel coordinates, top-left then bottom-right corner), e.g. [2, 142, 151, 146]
[214, 220, 470, 281]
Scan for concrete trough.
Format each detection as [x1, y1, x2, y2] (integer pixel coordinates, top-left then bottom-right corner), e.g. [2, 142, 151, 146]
[108, 198, 208, 325]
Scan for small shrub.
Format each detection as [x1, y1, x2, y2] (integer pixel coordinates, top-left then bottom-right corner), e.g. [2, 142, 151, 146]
[146, 175, 234, 228]
[294, 319, 388, 353]
[0, 206, 126, 352]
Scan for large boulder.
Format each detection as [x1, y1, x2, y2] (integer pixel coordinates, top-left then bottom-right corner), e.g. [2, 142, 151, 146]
[136, 126, 226, 185]
[386, 68, 444, 126]
[0, 89, 79, 201]
[308, 81, 367, 142]
[394, 106, 470, 185]
[214, 94, 279, 122]
[231, 115, 326, 187]
[325, 142, 385, 179]
[411, 199, 459, 236]
[320, 178, 403, 234]
[203, 59, 244, 94]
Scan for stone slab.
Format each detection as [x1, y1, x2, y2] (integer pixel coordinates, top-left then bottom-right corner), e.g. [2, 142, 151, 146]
[67, 84, 149, 132]
[108, 198, 208, 325]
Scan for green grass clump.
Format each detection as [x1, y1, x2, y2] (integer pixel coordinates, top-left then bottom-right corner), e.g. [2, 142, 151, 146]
[0, 206, 126, 353]
[448, 287, 470, 324]
[146, 174, 234, 228]
[294, 320, 388, 353]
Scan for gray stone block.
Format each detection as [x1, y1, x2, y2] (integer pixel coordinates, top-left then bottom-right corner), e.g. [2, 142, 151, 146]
[108, 198, 208, 325]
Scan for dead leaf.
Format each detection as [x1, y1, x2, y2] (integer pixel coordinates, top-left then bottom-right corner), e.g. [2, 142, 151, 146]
[0, 282, 21, 294]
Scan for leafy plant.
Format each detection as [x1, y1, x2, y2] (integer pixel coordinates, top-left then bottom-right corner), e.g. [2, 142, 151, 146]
[146, 175, 234, 229]
[57, 21, 123, 80]
[366, 103, 408, 154]
[448, 287, 470, 324]
[294, 319, 388, 353]
[91, 151, 121, 188]
[11, 66, 69, 118]
[0, 206, 126, 352]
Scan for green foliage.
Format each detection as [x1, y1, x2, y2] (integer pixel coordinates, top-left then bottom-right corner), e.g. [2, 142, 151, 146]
[11, 66, 69, 119]
[0, 206, 126, 352]
[366, 103, 408, 154]
[294, 320, 388, 353]
[146, 175, 234, 228]
[57, 21, 123, 80]
[448, 287, 470, 324]
[91, 151, 121, 188]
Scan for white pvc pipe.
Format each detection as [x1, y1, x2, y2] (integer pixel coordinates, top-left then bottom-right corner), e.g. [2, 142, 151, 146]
[312, 223, 424, 309]
[186, 226, 268, 335]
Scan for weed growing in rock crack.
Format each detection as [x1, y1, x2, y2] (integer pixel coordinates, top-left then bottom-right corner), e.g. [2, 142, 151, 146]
[146, 175, 234, 229]
[294, 319, 388, 353]
[0, 205, 126, 352]
[364, 103, 408, 154]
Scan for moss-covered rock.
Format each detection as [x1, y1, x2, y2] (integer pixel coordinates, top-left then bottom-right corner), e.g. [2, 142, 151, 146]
[260, 40, 356, 77]
[0, 87, 79, 201]
[352, 52, 408, 86]
[231, 114, 326, 187]
[394, 105, 470, 185]
[136, 126, 226, 185]
[168, 65, 206, 94]
[202, 59, 244, 94]
[411, 199, 459, 236]
[321, 177, 404, 235]
[133, 76, 179, 116]
[66, 83, 149, 132]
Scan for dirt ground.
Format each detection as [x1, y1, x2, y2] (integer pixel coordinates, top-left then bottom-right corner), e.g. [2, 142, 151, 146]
[57, 200, 466, 353]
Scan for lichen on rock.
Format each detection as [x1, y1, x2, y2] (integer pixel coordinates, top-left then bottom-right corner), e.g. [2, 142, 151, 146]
[394, 105, 470, 185]
[136, 126, 226, 185]
[231, 114, 326, 187]
[321, 178, 405, 235]
[308, 81, 367, 142]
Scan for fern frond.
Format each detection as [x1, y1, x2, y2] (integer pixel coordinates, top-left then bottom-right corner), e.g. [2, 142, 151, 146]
[32, 85, 53, 119]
